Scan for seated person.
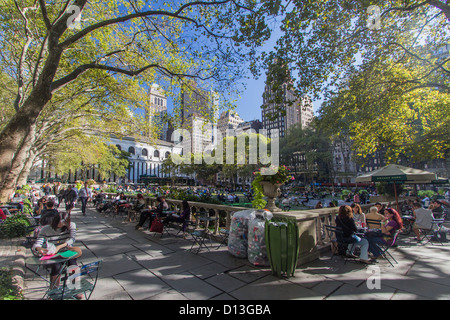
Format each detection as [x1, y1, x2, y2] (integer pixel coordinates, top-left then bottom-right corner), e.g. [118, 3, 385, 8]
[32, 214, 82, 293]
[135, 196, 168, 230]
[335, 205, 371, 264]
[163, 200, 191, 233]
[0, 208, 6, 221]
[430, 200, 444, 219]
[115, 193, 129, 213]
[366, 208, 403, 260]
[39, 200, 59, 225]
[128, 193, 146, 222]
[351, 203, 366, 227]
[365, 206, 385, 229]
[375, 202, 385, 216]
[412, 202, 433, 241]
[33, 198, 47, 216]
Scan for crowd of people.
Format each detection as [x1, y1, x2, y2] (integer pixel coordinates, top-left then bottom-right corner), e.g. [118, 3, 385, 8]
[335, 195, 450, 264]
[335, 203, 404, 264]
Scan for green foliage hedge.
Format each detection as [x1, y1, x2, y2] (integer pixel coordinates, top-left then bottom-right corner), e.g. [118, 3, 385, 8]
[0, 215, 31, 239]
[0, 268, 23, 300]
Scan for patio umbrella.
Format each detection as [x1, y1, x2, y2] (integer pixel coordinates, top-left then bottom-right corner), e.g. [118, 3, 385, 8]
[355, 164, 437, 212]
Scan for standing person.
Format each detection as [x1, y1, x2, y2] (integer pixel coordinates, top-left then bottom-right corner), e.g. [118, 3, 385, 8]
[56, 185, 65, 209]
[353, 192, 360, 204]
[78, 182, 92, 216]
[63, 185, 78, 216]
[42, 184, 52, 196]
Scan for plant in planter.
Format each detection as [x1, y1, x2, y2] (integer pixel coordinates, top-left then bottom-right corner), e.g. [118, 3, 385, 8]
[252, 165, 294, 212]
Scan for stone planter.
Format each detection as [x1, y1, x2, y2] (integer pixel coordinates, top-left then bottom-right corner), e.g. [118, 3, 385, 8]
[260, 181, 283, 212]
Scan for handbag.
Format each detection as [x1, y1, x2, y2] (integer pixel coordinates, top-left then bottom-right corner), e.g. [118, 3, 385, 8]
[150, 217, 164, 233]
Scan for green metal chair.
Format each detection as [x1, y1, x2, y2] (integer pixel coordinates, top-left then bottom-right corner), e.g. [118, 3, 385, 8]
[45, 260, 102, 300]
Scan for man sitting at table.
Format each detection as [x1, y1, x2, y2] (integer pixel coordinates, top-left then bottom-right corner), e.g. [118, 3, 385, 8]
[412, 202, 433, 242]
[365, 206, 385, 229]
[430, 200, 444, 219]
[135, 196, 168, 230]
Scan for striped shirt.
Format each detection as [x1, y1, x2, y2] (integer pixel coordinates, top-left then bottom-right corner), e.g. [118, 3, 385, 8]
[33, 222, 77, 251]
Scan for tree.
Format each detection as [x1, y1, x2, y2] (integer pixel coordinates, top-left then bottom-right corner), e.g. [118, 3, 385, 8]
[0, 0, 277, 201]
[47, 135, 130, 182]
[280, 124, 333, 186]
[262, 1, 449, 104]
[161, 153, 181, 186]
[261, 1, 449, 163]
[317, 59, 450, 163]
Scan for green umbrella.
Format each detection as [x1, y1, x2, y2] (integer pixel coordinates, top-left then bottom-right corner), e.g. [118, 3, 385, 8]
[355, 164, 437, 212]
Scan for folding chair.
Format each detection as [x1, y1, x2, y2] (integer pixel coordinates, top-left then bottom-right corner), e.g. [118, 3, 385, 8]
[373, 230, 400, 267]
[46, 260, 102, 300]
[421, 219, 446, 245]
[365, 219, 382, 230]
[323, 225, 357, 264]
[188, 229, 209, 254]
[216, 228, 230, 249]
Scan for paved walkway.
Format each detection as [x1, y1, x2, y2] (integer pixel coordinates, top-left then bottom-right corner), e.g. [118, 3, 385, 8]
[3, 205, 450, 301]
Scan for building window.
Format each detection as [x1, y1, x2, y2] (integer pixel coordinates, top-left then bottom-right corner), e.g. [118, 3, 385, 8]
[142, 148, 148, 157]
[154, 150, 160, 157]
[128, 147, 135, 154]
[116, 144, 122, 151]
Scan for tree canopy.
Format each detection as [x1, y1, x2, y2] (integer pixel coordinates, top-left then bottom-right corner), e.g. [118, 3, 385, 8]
[0, 0, 279, 201]
[262, 0, 450, 163]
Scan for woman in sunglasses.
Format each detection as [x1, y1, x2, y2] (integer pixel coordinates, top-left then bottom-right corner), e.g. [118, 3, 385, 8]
[366, 207, 403, 262]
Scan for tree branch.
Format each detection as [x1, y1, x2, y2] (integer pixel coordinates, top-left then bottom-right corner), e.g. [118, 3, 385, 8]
[59, 0, 234, 49]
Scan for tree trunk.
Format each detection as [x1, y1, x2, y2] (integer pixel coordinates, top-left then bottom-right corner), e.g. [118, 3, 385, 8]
[16, 149, 37, 186]
[0, 124, 37, 202]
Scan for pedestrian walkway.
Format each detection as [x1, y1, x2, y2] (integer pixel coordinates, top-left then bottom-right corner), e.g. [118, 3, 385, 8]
[4, 205, 450, 300]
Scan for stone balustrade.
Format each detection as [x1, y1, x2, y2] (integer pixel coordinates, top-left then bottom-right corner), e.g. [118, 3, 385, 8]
[107, 193, 403, 266]
[107, 194, 247, 235]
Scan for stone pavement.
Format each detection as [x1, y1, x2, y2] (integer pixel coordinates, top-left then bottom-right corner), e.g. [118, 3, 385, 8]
[3, 205, 450, 301]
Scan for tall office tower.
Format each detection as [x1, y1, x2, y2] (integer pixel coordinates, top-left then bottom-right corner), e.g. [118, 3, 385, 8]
[147, 84, 168, 140]
[298, 95, 314, 129]
[261, 82, 314, 138]
[217, 110, 244, 139]
[179, 85, 219, 155]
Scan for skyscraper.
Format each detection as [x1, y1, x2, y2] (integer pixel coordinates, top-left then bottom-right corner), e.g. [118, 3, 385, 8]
[261, 82, 314, 138]
[147, 84, 168, 140]
[217, 110, 244, 139]
[179, 85, 219, 155]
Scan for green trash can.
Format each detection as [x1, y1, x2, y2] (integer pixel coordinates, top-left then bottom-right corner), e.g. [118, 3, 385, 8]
[265, 218, 300, 278]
